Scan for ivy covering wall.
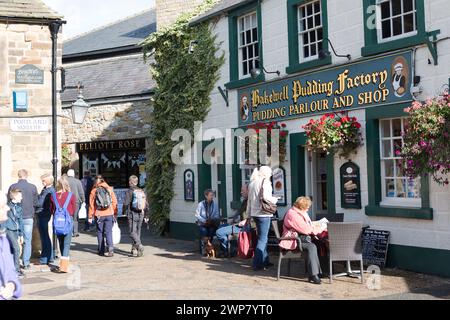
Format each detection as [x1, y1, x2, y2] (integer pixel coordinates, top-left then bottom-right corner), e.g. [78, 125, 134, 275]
[141, 0, 224, 234]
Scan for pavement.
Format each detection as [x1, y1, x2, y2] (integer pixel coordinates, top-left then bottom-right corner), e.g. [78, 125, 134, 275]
[19, 221, 450, 300]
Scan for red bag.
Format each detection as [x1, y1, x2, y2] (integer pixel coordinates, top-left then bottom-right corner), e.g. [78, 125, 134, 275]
[237, 230, 256, 259]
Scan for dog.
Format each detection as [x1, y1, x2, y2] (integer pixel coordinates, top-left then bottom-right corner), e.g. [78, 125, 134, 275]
[203, 237, 216, 259]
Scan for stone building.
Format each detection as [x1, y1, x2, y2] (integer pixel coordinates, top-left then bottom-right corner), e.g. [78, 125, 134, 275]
[0, 0, 63, 191]
[155, 0, 204, 30]
[168, 0, 450, 278]
[61, 9, 155, 216]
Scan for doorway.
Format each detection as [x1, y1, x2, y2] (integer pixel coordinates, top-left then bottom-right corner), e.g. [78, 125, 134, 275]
[306, 151, 329, 219]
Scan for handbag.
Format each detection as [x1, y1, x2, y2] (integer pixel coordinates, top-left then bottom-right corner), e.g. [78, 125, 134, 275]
[237, 229, 256, 259]
[112, 218, 121, 245]
[259, 179, 277, 214]
[78, 203, 87, 220]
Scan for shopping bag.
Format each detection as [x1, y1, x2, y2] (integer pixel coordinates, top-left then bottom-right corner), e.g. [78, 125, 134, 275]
[78, 203, 87, 219]
[237, 229, 256, 259]
[112, 218, 121, 245]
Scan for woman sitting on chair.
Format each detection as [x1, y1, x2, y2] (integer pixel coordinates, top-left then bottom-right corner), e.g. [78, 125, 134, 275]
[279, 197, 327, 284]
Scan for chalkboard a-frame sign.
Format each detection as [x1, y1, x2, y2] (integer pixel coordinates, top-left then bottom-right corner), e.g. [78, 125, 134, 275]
[340, 161, 362, 209]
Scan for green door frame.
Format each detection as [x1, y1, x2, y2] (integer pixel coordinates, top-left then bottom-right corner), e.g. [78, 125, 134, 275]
[289, 132, 336, 214]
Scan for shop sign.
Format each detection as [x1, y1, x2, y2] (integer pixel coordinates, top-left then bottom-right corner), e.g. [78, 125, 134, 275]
[271, 167, 286, 206]
[340, 161, 361, 209]
[15, 64, 44, 84]
[238, 51, 413, 126]
[10, 117, 49, 132]
[76, 138, 146, 153]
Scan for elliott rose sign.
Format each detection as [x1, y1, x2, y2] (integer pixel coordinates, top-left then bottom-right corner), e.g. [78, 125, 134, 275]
[238, 51, 413, 126]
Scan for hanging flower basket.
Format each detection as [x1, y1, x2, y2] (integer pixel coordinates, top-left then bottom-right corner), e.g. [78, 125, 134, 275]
[245, 121, 289, 164]
[400, 94, 450, 185]
[302, 113, 363, 159]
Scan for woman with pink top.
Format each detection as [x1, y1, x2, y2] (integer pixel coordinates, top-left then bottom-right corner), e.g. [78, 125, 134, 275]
[280, 197, 327, 284]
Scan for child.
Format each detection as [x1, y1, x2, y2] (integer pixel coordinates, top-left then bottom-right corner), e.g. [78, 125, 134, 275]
[5, 189, 24, 277]
[0, 192, 22, 300]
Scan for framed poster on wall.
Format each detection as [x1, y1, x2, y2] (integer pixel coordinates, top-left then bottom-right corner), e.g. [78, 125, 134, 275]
[272, 167, 287, 206]
[184, 169, 195, 202]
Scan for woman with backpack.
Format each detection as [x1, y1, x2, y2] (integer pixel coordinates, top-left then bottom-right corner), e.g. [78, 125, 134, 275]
[88, 175, 118, 257]
[50, 176, 76, 273]
[123, 175, 149, 257]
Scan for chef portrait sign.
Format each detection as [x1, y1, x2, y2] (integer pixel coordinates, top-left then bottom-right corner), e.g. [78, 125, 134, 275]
[340, 161, 361, 209]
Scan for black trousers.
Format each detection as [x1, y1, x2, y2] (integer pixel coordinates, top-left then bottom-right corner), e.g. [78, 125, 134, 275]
[128, 212, 144, 249]
[302, 242, 323, 277]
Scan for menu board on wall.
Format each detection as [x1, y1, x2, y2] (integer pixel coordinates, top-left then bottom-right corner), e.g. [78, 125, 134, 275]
[340, 161, 362, 209]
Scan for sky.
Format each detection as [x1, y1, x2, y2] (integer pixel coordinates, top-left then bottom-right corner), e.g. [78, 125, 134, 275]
[43, 0, 155, 40]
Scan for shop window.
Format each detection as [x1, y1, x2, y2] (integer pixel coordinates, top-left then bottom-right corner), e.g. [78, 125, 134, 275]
[128, 152, 147, 188]
[82, 154, 99, 177]
[100, 152, 128, 188]
[238, 11, 259, 78]
[286, 0, 330, 74]
[362, 0, 426, 57]
[379, 117, 421, 207]
[226, 1, 265, 89]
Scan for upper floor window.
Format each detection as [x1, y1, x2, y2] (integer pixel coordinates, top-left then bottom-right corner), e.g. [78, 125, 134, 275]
[377, 0, 417, 42]
[238, 12, 260, 78]
[298, 0, 323, 62]
[379, 117, 421, 207]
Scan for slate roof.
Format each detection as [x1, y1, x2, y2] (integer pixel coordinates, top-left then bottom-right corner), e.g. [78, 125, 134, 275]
[0, 0, 62, 20]
[63, 9, 155, 57]
[190, 0, 252, 25]
[60, 54, 155, 103]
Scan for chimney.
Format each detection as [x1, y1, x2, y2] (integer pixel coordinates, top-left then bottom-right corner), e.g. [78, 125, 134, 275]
[156, 0, 205, 30]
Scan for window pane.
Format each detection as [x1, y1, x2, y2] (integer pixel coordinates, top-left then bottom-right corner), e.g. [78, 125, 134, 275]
[252, 28, 258, 42]
[253, 43, 259, 58]
[300, 6, 306, 19]
[318, 40, 323, 52]
[310, 30, 316, 42]
[246, 30, 251, 43]
[307, 4, 313, 16]
[407, 177, 420, 198]
[381, 1, 391, 19]
[303, 45, 310, 58]
[403, 13, 415, 33]
[310, 44, 317, 56]
[393, 16, 402, 36]
[396, 179, 406, 198]
[314, 1, 320, 13]
[240, 32, 245, 46]
[382, 20, 391, 39]
[315, 13, 321, 27]
[317, 28, 323, 41]
[381, 120, 391, 137]
[248, 45, 253, 59]
[251, 14, 257, 28]
[395, 159, 405, 177]
[392, 0, 402, 15]
[242, 46, 247, 60]
[384, 159, 395, 177]
[308, 16, 314, 29]
[255, 59, 260, 69]
[386, 179, 396, 197]
[248, 60, 254, 73]
[392, 119, 402, 136]
[403, 0, 413, 12]
[300, 18, 306, 31]
[393, 139, 402, 156]
[239, 18, 244, 31]
[303, 33, 309, 45]
[382, 140, 392, 158]
[243, 61, 248, 75]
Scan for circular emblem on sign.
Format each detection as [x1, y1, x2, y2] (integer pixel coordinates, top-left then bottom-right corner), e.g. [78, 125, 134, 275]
[346, 167, 353, 174]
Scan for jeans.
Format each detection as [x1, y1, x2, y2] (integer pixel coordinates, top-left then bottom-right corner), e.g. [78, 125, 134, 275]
[216, 224, 248, 254]
[198, 225, 217, 254]
[128, 212, 144, 249]
[253, 217, 271, 270]
[57, 227, 73, 258]
[73, 203, 80, 235]
[96, 215, 114, 254]
[22, 219, 33, 267]
[6, 230, 20, 272]
[37, 214, 54, 264]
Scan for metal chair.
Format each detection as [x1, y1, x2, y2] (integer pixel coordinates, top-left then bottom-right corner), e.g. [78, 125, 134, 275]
[327, 222, 364, 284]
[271, 220, 306, 281]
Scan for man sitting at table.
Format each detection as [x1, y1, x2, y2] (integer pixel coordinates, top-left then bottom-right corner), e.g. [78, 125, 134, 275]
[215, 184, 255, 258]
[279, 196, 327, 285]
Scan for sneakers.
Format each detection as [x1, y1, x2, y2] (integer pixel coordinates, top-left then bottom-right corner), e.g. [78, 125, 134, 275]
[137, 246, 144, 257]
[308, 275, 322, 285]
[104, 252, 114, 257]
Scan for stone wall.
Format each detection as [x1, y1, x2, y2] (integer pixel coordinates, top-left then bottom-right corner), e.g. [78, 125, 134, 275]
[155, 0, 203, 30]
[0, 22, 63, 190]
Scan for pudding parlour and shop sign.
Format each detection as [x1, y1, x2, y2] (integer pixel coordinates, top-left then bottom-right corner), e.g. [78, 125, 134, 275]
[238, 51, 413, 126]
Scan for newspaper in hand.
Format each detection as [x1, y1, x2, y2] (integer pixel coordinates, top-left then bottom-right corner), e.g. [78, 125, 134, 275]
[312, 218, 329, 230]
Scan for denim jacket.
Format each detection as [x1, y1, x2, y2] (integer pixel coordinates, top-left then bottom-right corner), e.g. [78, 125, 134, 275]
[4, 202, 24, 237]
[195, 200, 220, 225]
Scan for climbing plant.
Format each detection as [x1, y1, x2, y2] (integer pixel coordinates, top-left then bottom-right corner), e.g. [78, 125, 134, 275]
[141, 0, 224, 234]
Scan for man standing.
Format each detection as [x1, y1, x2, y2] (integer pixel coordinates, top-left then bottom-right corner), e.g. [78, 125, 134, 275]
[81, 171, 94, 231]
[66, 169, 85, 237]
[35, 173, 55, 265]
[8, 169, 38, 270]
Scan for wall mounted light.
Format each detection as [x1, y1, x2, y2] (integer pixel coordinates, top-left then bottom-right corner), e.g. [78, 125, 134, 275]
[319, 38, 351, 61]
[188, 40, 198, 54]
[250, 66, 280, 79]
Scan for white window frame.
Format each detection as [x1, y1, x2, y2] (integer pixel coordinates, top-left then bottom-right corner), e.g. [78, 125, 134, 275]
[237, 11, 259, 79]
[297, 0, 323, 63]
[379, 117, 421, 208]
[376, 0, 418, 43]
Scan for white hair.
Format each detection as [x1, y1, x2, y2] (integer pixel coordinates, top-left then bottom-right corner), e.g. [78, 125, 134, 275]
[67, 169, 75, 177]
